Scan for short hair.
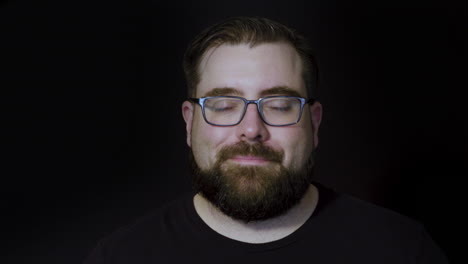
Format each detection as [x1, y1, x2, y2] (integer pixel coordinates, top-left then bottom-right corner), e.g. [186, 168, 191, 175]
[183, 16, 319, 98]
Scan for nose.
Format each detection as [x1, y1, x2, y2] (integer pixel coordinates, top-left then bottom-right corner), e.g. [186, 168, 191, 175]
[235, 103, 270, 143]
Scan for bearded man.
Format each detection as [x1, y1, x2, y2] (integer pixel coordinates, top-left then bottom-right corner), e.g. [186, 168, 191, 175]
[84, 17, 449, 264]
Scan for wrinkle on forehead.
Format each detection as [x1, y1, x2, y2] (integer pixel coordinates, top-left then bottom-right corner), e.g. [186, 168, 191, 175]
[202, 86, 303, 98]
[197, 42, 305, 97]
[198, 42, 301, 78]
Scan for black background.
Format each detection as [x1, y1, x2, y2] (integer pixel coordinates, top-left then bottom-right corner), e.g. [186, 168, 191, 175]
[1, 1, 466, 263]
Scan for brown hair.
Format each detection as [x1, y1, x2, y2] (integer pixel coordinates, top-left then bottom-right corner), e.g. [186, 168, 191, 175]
[183, 16, 318, 98]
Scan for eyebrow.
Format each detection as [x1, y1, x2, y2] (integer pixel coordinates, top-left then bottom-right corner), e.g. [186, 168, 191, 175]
[202, 86, 303, 98]
[203, 87, 242, 97]
[259, 86, 303, 97]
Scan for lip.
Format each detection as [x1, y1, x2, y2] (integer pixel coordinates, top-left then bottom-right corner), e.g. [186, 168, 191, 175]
[229, 155, 270, 165]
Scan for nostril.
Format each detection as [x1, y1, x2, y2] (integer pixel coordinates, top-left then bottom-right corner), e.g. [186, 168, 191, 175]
[239, 132, 263, 143]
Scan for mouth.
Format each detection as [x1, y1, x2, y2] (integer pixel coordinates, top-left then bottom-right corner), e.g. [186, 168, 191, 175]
[229, 155, 272, 165]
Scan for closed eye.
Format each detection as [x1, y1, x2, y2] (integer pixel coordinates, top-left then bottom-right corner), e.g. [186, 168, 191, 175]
[206, 105, 236, 112]
[266, 105, 293, 113]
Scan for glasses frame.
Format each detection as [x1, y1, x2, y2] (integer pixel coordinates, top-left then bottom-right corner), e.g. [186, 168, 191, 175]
[189, 95, 316, 127]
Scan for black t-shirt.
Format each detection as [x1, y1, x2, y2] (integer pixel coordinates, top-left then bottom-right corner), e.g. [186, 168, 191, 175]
[83, 183, 449, 264]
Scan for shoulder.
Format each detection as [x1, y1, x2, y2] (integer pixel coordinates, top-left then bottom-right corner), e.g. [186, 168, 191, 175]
[314, 182, 421, 231]
[312, 182, 425, 245]
[309, 183, 449, 263]
[83, 193, 194, 263]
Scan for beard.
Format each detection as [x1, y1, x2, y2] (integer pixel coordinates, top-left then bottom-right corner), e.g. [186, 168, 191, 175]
[190, 141, 315, 223]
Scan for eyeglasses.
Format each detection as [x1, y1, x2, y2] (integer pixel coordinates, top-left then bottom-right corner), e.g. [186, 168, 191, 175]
[189, 96, 315, 127]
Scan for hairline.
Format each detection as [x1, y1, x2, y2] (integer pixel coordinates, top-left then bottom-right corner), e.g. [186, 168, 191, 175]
[194, 40, 308, 98]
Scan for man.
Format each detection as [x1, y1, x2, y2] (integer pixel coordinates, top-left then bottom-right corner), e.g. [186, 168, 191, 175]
[84, 17, 449, 263]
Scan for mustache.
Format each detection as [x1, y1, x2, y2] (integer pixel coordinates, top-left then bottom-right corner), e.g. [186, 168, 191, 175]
[217, 142, 284, 163]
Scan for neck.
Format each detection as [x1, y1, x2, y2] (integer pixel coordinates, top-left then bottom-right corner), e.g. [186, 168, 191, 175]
[193, 184, 319, 244]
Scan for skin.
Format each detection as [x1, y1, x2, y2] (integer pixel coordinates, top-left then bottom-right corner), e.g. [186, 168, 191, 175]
[181, 42, 323, 243]
[182, 42, 322, 172]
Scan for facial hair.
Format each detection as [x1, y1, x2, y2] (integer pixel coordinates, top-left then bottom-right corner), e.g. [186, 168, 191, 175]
[190, 141, 314, 223]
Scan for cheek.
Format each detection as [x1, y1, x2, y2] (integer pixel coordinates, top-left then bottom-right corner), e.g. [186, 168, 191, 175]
[191, 114, 232, 168]
[275, 124, 314, 169]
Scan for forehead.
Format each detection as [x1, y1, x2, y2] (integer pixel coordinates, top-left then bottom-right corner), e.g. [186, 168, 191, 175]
[197, 43, 306, 97]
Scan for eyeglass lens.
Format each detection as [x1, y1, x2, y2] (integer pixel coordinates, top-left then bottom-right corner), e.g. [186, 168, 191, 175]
[203, 97, 302, 126]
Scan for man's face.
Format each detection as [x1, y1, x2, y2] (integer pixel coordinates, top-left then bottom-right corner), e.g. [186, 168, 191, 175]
[182, 42, 322, 221]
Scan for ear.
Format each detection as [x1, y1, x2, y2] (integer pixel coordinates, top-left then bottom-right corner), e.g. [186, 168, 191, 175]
[182, 101, 194, 147]
[309, 101, 323, 148]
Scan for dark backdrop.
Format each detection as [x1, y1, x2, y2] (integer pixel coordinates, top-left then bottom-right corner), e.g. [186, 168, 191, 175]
[1, 1, 465, 263]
